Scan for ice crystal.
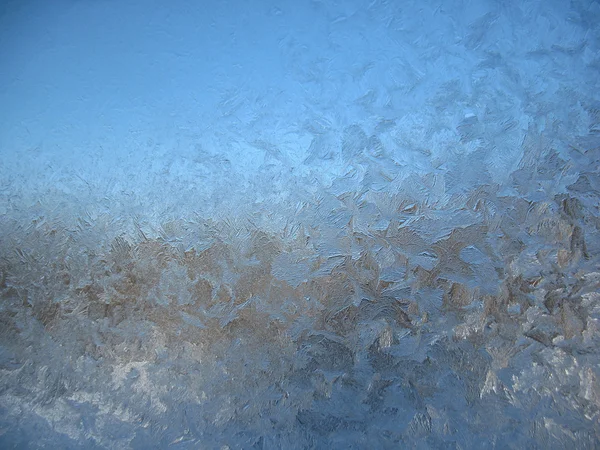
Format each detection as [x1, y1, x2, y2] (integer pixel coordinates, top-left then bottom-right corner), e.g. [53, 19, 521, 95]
[1, 0, 600, 448]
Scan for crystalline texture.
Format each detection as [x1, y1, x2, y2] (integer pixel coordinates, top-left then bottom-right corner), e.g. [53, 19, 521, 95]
[1, 0, 600, 448]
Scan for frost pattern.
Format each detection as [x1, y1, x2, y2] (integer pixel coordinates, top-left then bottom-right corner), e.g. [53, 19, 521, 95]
[2, 132, 599, 447]
[1, 0, 600, 449]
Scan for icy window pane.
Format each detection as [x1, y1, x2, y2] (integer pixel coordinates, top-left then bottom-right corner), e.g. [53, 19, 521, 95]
[1, 0, 600, 448]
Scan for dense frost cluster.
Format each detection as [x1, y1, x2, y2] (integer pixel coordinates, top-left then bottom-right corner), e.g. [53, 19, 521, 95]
[1, 0, 600, 448]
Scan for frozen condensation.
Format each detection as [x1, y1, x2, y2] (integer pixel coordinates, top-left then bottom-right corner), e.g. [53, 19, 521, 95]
[1, 0, 599, 448]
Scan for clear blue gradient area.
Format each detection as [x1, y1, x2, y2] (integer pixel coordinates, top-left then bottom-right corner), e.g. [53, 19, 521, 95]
[1, 0, 599, 448]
